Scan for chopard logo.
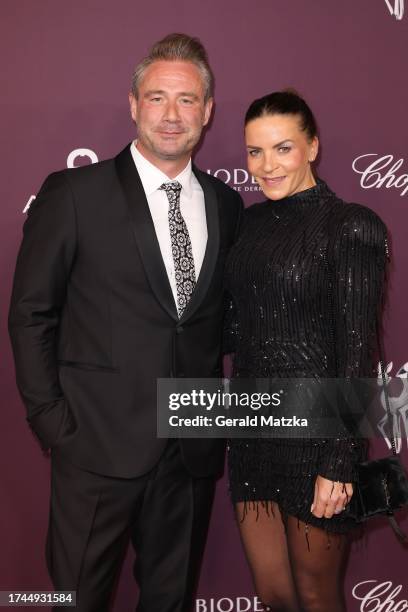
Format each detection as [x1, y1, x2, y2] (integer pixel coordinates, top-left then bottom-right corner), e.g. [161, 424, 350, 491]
[384, 0, 404, 19]
[378, 361, 408, 453]
[352, 154, 408, 197]
[206, 168, 261, 193]
[352, 579, 408, 611]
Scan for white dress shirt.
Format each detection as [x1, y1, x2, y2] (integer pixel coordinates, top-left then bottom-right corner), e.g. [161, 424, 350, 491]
[130, 142, 208, 309]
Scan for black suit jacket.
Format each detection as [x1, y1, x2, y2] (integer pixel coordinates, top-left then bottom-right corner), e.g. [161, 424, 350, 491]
[8, 145, 243, 478]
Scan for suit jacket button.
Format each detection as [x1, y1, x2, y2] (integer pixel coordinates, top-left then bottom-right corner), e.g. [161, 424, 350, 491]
[176, 326, 184, 334]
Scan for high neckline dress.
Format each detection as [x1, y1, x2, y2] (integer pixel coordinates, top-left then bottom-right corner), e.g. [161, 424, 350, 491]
[224, 179, 388, 535]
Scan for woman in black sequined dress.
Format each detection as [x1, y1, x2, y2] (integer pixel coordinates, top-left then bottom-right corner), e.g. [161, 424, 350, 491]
[224, 91, 387, 612]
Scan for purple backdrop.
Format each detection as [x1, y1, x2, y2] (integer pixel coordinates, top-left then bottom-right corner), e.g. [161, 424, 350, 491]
[1, 1, 407, 610]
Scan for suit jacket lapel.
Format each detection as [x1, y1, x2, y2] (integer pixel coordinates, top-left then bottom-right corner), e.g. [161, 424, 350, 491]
[115, 146, 220, 324]
[115, 145, 178, 321]
[179, 165, 220, 323]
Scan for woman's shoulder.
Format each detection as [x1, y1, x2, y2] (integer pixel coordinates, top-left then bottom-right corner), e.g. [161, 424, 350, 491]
[335, 197, 385, 224]
[316, 179, 385, 231]
[329, 197, 388, 246]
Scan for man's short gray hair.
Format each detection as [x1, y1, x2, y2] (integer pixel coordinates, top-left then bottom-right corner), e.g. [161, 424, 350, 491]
[131, 33, 214, 102]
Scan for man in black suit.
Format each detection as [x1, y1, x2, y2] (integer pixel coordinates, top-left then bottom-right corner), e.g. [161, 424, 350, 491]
[8, 33, 242, 611]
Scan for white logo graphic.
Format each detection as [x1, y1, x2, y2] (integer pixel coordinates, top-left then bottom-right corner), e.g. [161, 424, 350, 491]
[352, 154, 408, 197]
[23, 149, 99, 213]
[352, 579, 408, 611]
[384, 0, 404, 20]
[23, 195, 36, 213]
[378, 362, 408, 453]
[195, 597, 263, 611]
[67, 148, 98, 168]
[206, 169, 261, 193]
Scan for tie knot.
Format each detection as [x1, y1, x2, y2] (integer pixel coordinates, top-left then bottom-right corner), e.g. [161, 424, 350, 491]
[159, 181, 182, 196]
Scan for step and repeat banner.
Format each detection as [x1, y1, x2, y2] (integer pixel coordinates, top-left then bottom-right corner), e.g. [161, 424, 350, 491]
[1, 1, 407, 610]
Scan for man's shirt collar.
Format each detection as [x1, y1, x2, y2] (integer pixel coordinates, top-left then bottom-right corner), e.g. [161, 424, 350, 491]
[130, 141, 193, 198]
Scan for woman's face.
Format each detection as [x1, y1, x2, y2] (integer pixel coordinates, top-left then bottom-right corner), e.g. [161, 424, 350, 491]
[245, 113, 319, 201]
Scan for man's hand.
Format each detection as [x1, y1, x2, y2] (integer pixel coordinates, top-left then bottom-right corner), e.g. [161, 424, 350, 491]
[310, 475, 353, 518]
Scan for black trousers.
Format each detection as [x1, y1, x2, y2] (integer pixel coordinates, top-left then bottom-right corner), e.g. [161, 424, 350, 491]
[46, 441, 215, 612]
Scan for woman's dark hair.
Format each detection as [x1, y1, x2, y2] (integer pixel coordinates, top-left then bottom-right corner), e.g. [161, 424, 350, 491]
[244, 90, 318, 141]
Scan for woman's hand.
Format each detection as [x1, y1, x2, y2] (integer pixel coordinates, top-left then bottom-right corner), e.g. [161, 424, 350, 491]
[310, 475, 353, 518]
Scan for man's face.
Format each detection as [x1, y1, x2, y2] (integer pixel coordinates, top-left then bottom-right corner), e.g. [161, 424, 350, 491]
[129, 60, 213, 166]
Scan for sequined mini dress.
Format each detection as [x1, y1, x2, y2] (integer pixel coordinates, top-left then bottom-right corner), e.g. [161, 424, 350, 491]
[224, 180, 387, 534]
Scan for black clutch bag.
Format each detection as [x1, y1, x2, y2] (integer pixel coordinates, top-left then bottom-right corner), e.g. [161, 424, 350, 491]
[352, 455, 408, 538]
[327, 234, 408, 542]
[354, 455, 408, 519]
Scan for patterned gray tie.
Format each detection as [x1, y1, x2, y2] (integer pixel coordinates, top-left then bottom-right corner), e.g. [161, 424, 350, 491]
[159, 181, 196, 317]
